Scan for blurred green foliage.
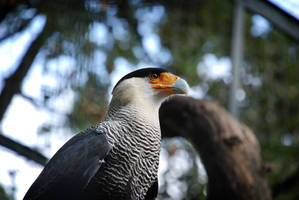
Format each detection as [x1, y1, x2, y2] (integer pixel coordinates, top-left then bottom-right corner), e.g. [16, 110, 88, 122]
[0, 184, 12, 200]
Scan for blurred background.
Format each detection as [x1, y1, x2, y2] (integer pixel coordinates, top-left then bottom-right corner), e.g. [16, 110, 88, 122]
[0, 0, 298, 199]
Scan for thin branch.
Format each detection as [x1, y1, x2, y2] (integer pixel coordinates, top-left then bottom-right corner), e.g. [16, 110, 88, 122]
[19, 93, 42, 108]
[0, 133, 48, 166]
[0, 14, 37, 43]
[0, 17, 52, 165]
[0, 18, 49, 122]
[20, 93, 62, 114]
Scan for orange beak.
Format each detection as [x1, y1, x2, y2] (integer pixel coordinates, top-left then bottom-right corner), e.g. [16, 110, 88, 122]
[149, 72, 189, 95]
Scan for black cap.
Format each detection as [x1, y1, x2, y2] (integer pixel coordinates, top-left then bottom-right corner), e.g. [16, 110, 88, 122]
[112, 68, 168, 93]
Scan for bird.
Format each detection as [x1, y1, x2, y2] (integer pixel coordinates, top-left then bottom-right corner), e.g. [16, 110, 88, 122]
[23, 67, 189, 200]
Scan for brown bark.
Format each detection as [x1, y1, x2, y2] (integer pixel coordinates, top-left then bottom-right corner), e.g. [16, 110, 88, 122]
[159, 96, 271, 200]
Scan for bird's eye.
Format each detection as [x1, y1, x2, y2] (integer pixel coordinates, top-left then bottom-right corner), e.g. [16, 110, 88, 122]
[151, 73, 159, 79]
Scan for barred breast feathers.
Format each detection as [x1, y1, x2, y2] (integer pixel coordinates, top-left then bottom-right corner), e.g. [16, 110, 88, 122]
[91, 101, 161, 199]
[99, 95, 162, 146]
[90, 77, 163, 199]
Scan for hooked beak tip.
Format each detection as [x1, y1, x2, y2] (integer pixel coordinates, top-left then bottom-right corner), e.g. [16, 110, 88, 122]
[171, 78, 189, 94]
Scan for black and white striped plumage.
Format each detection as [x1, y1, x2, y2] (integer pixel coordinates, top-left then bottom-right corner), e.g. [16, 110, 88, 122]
[24, 68, 189, 200]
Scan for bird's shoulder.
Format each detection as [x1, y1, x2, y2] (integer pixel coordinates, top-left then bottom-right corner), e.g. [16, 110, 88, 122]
[23, 126, 111, 200]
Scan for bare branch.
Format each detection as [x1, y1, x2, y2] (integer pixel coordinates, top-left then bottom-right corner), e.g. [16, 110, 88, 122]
[19, 93, 42, 108]
[0, 19, 50, 122]
[0, 17, 52, 166]
[0, 14, 37, 44]
[20, 93, 62, 114]
[0, 133, 48, 166]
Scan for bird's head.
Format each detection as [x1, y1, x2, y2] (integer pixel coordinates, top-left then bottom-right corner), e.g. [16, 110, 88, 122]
[111, 68, 189, 112]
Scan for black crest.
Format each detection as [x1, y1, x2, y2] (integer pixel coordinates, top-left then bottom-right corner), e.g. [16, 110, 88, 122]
[112, 68, 168, 92]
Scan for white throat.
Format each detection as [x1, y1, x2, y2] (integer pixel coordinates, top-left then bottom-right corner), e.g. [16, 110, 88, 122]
[109, 77, 166, 121]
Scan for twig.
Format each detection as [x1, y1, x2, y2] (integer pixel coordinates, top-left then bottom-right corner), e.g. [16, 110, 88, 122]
[0, 132, 48, 166]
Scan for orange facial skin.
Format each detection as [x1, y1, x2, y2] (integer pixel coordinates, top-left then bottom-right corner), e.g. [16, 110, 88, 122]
[149, 72, 179, 95]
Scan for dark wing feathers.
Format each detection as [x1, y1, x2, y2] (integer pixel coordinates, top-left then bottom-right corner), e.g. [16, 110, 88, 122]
[145, 178, 158, 200]
[23, 128, 111, 200]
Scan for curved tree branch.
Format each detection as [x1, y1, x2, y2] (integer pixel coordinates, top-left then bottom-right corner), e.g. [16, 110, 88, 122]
[159, 96, 271, 200]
